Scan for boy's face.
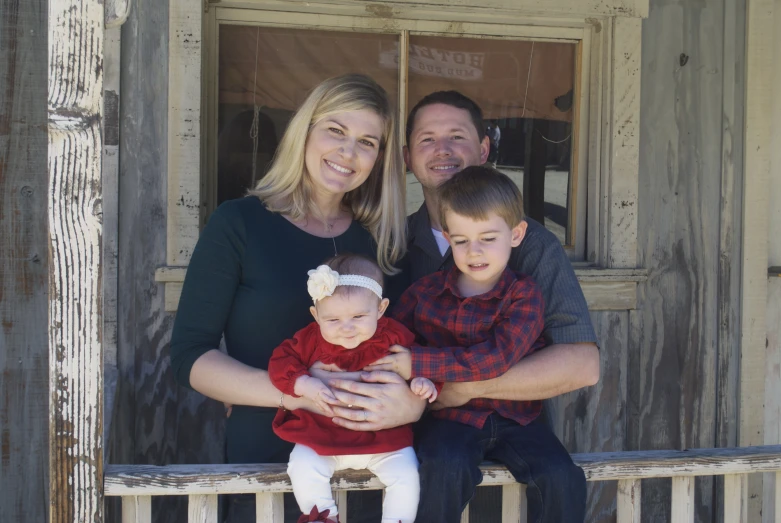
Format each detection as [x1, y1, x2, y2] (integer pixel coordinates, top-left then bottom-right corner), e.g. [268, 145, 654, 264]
[443, 210, 527, 295]
[404, 103, 490, 193]
[310, 291, 390, 349]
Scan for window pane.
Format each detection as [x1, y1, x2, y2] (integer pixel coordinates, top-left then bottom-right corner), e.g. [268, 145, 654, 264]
[217, 26, 399, 204]
[406, 35, 577, 245]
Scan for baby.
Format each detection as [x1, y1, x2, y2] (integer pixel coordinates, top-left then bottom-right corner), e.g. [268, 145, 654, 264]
[268, 254, 437, 523]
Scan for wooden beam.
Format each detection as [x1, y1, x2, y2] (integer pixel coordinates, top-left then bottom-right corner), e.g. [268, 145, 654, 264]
[104, 446, 781, 496]
[47, 0, 104, 521]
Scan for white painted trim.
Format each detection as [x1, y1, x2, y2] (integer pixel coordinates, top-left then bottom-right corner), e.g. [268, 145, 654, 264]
[167, 0, 203, 266]
[104, 446, 781, 496]
[602, 16, 640, 268]
[742, 0, 775, 520]
[157, 267, 647, 311]
[212, 0, 649, 19]
[216, 7, 586, 40]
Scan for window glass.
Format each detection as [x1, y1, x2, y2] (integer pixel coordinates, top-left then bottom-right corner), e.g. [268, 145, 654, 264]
[215, 26, 577, 246]
[217, 26, 398, 203]
[406, 35, 576, 244]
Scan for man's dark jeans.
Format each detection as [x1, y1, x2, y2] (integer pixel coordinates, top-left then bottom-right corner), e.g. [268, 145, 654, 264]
[415, 413, 586, 523]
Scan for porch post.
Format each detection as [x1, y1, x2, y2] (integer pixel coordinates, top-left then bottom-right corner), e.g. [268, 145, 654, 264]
[742, 0, 774, 519]
[47, 0, 105, 521]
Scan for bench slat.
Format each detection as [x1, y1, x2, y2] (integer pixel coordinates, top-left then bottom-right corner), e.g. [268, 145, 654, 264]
[335, 490, 348, 523]
[776, 472, 781, 523]
[121, 495, 151, 523]
[616, 479, 641, 523]
[501, 483, 526, 523]
[723, 474, 747, 522]
[460, 505, 469, 523]
[670, 476, 694, 523]
[256, 492, 284, 523]
[188, 494, 218, 523]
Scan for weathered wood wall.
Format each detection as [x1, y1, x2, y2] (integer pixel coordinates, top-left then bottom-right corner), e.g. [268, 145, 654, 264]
[111, 0, 227, 520]
[0, 1, 50, 521]
[111, 1, 748, 523]
[628, 0, 746, 520]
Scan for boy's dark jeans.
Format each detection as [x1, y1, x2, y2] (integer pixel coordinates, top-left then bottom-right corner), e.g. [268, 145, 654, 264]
[415, 413, 586, 523]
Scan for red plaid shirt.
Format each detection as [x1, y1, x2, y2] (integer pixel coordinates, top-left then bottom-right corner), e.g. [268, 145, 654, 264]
[392, 266, 546, 429]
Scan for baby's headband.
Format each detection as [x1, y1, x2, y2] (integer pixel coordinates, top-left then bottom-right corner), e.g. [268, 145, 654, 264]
[307, 265, 383, 303]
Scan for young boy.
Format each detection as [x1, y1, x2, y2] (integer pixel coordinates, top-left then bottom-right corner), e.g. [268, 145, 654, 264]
[372, 165, 586, 523]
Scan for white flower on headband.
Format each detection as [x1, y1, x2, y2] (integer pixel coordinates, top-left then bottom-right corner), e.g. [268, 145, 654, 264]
[307, 265, 339, 303]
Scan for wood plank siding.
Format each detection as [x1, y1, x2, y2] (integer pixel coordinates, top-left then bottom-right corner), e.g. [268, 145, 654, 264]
[630, 0, 748, 520]
[0, 1, 50, 521]
[106, 0, 753, 521]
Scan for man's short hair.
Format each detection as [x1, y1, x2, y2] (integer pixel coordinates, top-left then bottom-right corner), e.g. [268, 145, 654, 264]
[437, 165, 525, 233]
[405, 91, 485, 145]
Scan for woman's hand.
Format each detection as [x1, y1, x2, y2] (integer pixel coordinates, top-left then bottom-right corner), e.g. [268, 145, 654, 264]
[309, 361, 344, 373]
[328, 371, 426, 431]
[309, 361, 364, 384]
[363, 345, 412, 380]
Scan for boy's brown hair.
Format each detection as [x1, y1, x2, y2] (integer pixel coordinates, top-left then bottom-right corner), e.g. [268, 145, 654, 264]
[437, 165, 525, 232]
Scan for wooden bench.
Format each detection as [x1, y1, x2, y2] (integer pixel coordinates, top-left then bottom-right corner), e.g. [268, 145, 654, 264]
[104, 445, 781, 522]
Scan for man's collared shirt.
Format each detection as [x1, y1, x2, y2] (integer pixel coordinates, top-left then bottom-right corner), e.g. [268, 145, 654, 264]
[393, 266, 547, 429]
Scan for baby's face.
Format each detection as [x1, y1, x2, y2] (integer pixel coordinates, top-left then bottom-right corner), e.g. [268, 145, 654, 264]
[311, 291, 389, 349]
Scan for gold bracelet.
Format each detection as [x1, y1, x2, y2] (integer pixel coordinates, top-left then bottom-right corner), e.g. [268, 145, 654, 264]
[279, 392, 286, 411]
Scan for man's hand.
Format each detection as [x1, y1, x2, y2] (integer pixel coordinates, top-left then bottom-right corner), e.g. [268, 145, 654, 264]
[329, 371, 426, 431]
[363, 345, 412, 380]
[293, 375, 338, 416]
[411, 377, 438, 403]
[430, 381, 474, 410]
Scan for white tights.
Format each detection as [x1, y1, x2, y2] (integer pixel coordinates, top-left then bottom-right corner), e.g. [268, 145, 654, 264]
[287, 444, 420, 523]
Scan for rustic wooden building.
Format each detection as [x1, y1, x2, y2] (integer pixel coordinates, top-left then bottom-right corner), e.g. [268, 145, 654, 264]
[2, 0, 781, 521]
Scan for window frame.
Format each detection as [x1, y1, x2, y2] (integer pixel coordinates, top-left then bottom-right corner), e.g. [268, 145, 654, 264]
[157, 0, 647, 311]
[205, 8, 591, 258]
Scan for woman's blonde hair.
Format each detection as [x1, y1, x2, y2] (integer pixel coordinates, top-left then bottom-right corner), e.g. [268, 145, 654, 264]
[248, 74, 406, 274]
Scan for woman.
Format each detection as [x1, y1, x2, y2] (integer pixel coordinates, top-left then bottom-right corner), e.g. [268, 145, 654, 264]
[169, 74, 421, 521]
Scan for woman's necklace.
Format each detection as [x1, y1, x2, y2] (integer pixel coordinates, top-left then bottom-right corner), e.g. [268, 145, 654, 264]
[314, 207, 344, 258]
[321, 218, 339, 257]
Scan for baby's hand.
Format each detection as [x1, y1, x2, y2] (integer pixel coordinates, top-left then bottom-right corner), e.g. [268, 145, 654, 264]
[364, 345, 412, 380]
[294, 375, 338, 416]
[410, 377, 438, 403]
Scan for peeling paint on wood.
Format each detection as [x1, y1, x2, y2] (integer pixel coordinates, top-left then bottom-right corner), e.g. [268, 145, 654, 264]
[47, 0, 104, 521]
[104, 446, 781, 497]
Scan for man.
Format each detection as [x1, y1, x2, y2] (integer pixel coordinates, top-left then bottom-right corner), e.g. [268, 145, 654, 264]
[326, 91, 599, 521]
